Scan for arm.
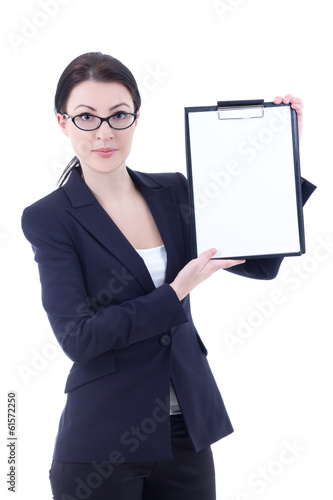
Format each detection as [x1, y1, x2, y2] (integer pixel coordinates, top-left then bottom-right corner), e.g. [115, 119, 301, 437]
[22, 205, 188, 364]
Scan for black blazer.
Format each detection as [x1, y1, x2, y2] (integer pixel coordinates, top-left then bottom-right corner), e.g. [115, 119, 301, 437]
[21, 168, 315, 463]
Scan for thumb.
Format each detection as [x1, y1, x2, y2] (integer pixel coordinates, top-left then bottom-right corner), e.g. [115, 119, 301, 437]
[198, 248, 217, 266]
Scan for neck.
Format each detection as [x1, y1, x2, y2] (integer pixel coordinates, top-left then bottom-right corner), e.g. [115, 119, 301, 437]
[81, 164, 135, 204]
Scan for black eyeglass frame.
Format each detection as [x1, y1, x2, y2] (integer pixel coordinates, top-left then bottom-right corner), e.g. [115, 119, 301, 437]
[62, 112, 138, 131]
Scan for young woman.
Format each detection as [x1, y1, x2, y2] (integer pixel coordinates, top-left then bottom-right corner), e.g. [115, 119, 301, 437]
[21, 52, 315, 500]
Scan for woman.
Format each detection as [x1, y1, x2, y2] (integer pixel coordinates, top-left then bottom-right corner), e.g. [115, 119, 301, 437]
[21, 52, 315, 500]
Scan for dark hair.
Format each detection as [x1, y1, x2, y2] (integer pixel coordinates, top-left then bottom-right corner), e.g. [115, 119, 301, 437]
[55, 52, 141, 186]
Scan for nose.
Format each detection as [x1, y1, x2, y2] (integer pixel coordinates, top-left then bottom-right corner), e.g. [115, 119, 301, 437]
[96, 120, 115, 140]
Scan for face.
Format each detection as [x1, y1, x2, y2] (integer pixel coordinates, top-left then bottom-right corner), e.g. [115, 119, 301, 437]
[57, 80, 139, 178]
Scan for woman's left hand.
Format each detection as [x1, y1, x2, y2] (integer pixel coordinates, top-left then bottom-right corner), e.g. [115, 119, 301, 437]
[273, 94, 303, 142]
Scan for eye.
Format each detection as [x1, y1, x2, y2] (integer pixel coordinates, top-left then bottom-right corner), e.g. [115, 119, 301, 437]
[112, 112, 128, 120]
[79, 114, 94, 121]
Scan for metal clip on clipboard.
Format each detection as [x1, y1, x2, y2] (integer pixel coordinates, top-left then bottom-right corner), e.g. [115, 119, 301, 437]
[217, 99, 264, 120]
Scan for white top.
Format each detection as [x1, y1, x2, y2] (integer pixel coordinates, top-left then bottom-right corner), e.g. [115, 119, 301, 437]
[135, 244, 181, 415]
[135, 245, 167, 288]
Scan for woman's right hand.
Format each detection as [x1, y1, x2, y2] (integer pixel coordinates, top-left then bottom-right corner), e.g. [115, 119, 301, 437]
[169, 248, 245, 301]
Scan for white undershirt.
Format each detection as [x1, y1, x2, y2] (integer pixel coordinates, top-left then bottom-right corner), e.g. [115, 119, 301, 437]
[135, 245, 181, 415]
[135, 245, 167, 288]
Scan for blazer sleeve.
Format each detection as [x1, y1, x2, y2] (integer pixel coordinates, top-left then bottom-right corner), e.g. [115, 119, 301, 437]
[21, 204, 189, 364]
[177, 172, 317, 280]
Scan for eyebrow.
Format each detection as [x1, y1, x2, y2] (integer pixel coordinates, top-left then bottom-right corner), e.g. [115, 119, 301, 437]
[73, 102, 131, 112]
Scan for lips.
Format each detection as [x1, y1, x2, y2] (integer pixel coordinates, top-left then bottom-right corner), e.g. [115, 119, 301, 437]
[93, 148, 117, 158]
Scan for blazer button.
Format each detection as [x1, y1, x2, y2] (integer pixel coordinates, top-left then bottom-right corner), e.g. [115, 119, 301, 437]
[160, 335, 171, 347]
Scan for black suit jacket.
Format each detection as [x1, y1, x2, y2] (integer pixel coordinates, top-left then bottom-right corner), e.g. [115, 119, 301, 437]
[21, 167, 316, 462]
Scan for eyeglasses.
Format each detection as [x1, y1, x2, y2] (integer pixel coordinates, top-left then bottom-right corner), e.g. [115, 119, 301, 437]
[62, 112, 138, 131]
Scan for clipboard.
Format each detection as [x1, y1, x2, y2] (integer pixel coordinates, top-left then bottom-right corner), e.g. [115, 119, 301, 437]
[184, 100, 305, 260]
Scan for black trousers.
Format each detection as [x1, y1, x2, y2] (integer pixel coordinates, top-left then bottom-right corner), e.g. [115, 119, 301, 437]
[49, 414, 216, 500]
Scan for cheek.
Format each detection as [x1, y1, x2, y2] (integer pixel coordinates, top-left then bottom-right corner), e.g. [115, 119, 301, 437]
[69, 132, 93, 156]
[121, 130, 135, 151]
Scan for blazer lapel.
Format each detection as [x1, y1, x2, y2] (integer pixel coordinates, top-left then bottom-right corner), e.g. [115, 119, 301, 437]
[129, 169, 185, 284]
[63, 168, 184, 293]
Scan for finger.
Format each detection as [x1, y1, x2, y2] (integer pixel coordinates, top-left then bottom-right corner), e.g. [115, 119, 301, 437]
[197, 248, 218, 271]
[290, 101, 303, 108]
[218, 259, 246, 268]
[273, 96, 283, 105]
[198, 250, 245, 272]
[199, 248, 217, 261]
[290, 97, 304, 112]
[291, 103, 303, 112]
[283, 94, 294, 104]
[208, 258, 246, 271]
[290, 96, 303, 105]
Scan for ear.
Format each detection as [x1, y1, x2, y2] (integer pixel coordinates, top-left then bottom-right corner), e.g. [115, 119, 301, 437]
[134, 111, 140, 127]
[57, 113, 69, 137]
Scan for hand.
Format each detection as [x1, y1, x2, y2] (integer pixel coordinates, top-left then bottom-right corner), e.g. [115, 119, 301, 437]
[169, 248, 245, 301]
[273, 94, 303, 142]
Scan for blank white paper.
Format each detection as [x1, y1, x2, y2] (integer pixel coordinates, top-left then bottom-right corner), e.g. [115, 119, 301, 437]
[187, 105, 302, 258]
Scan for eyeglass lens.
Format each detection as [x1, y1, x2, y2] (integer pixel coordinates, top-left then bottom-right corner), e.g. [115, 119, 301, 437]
[73, 113, 136, 130]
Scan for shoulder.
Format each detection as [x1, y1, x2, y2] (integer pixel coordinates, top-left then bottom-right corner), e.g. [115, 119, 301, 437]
[22, 186, 70, 221]
[24, 186, 70, 212]
[21, 187, 72, 243]
[22, 168, 90, 237]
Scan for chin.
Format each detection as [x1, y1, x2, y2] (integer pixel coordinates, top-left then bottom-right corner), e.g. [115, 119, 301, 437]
[84, 159, 126, 176]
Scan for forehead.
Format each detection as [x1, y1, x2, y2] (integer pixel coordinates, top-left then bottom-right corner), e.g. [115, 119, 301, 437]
[66, 80, 134, 111]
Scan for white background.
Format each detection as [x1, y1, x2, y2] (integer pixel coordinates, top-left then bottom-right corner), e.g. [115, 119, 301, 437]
[1, 1, 331, 499]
